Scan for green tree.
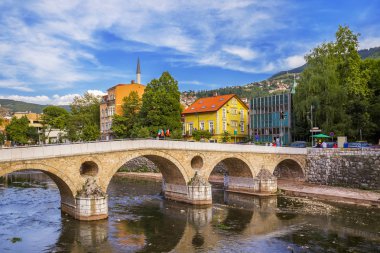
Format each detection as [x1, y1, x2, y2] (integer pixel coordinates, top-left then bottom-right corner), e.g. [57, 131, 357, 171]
[41, 105, 69, 142]
[361, 58, 380, 142]
[130, 126, 151, 138]
[0, 131, 5, 145]
[6, 116, 37, 145]
[111, 91, 141, 138]
[294, 25, 371, 141]
[139, 72, 182, 133]
[66, 92, 101, 141]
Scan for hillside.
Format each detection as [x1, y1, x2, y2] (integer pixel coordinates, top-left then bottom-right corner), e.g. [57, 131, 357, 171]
[269, 46, 380, 79]
[0, 99, 70, 114]
[183, 46, 380, 102]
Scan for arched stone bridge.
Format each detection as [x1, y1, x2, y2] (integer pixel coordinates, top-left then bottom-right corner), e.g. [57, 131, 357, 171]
[0, 140, 306, 220]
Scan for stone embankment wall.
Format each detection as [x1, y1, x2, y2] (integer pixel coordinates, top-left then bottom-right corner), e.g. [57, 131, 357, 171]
[120, 157, 159, 173]
[306, 149, 380, 190]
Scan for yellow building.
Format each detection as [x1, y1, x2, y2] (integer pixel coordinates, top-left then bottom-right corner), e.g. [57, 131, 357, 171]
[100, 59, 145, 140]
[182, 94, 249, 143]
[13, 112, 43, 129]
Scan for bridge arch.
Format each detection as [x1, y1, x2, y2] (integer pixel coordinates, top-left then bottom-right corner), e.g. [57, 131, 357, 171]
[273, 158, 305, 181]
[104, 150, 190, 191]
[0, 162, 76, 205]
[206, 154, 254, 180]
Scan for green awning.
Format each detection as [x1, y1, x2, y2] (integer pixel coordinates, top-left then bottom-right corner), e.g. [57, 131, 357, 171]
[312, 133, 330, 138]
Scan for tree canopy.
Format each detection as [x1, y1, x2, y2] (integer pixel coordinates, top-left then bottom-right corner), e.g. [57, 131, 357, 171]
[42, 105, 69, 142]
[139, 72, 182, 133]
[6, 116, 38, 145]
[111, 91, 142, 138]
[294, 25, 379, 142]
[66, 92, 101, 141]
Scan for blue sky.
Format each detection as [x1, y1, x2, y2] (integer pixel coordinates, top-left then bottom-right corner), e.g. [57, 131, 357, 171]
[0, 0, 379, 105]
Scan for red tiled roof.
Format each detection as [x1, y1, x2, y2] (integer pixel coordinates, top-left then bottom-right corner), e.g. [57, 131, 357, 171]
[182, 94, 236, 114]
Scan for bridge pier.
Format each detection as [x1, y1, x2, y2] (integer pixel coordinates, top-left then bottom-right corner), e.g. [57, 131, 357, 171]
[163, 173, 212, 205]
[224, 169, 277, 195]
[62, 178, 108, 221]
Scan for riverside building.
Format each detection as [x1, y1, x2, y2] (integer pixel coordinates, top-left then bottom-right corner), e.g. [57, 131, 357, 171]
[100, 59, 145, 140]
[249, 76, 298, 145]
[182, 94, 249, 143]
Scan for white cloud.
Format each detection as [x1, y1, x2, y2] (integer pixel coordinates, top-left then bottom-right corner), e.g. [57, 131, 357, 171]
[0, 90, 106, 105]
[359, 36, 380, 49]
[222, 46, 259, 60]
[0, 80, 33, 92]
[282, 55, 306, 69]
[87, 90, 107, 97]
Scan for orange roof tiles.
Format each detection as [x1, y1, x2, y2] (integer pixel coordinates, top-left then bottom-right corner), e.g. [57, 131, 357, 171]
[182, 94, 236, 114]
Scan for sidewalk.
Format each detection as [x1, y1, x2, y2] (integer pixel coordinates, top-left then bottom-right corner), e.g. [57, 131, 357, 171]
[278, 179, 380, 207]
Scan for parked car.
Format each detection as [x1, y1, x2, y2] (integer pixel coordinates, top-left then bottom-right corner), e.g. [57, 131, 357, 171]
[348, 142, 370, 148]
[290, 141, 307, 148]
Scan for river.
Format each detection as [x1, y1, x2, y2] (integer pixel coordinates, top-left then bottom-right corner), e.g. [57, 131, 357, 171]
[0, 172, 379, 252]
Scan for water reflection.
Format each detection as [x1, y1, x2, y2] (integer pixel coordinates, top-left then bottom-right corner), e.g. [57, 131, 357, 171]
[0, 173, 380, 253]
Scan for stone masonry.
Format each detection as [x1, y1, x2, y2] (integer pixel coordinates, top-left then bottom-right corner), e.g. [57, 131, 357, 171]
[306, 148, 380, 190]
[0, 140, 306, 220]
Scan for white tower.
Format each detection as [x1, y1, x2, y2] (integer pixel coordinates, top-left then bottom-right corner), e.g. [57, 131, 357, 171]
[136, 58, 141, 84]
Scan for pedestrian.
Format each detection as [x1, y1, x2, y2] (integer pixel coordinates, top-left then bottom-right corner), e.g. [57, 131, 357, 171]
[322, 141, 327, 148]
[333, 142, 338, 148]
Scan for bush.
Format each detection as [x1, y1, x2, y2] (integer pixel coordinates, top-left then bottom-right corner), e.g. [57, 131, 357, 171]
[221, 131, 230, 143]
[192, 130, 212, 141]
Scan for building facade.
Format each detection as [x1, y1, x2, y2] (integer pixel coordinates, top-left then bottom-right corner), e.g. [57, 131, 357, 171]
[100, 60, 145, 140]
[249, 93, 292, 145]
[182, 94, 249, 143]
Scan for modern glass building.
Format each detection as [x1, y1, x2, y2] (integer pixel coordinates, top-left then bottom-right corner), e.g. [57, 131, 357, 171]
[249, 93, 292, 145]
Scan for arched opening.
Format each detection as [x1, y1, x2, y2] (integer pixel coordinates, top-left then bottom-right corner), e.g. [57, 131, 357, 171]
[106, 154, 189, 213]
[273, 159, 304, 181]
[0, 167, 76, 252]
[80, 161, 99, 176]
[208, 157, 253, 188]
[191, 156, 203, 170]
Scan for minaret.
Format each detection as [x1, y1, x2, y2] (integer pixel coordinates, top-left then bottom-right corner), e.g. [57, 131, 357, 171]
[291, 73, 297, 94]
[136, 58, 141, 84]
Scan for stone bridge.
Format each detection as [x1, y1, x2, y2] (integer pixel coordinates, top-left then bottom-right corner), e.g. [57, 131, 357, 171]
[0, 140, 306, 220]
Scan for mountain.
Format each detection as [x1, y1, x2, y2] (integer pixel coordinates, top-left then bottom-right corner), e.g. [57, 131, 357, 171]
[269, 46, 380, 79]
[0, 99, 70, 114]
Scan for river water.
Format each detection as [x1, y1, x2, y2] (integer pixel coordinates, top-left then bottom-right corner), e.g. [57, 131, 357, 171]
[0, 172, 379, 253]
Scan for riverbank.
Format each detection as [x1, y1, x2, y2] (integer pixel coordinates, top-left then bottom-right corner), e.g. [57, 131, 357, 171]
[115, 172, 380, 207]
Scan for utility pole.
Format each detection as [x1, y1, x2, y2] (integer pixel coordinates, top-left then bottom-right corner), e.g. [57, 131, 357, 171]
[310, 105, 314, 147]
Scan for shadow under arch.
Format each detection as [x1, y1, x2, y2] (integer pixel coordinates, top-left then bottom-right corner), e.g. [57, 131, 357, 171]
[207, 155, 254, 181]
[105, 150, 190, 191]
[273, 159, 305, 181]
[1, 163, 76, 206]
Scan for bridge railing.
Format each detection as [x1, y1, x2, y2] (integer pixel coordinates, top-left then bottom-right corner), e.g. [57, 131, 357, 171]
[0, 139, 307, 162]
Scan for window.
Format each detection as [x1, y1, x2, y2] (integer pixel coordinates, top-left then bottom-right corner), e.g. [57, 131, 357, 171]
[222, 121, 227, 131]
[189, 123, 194, 135]
[222, 108, 227, 118]
[240, 121, 244, 132]
[240, 109, 244, 120]
[209, 121, 214, 133]
[200, 121, 205, 130]
[230, 120, 238, 127]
